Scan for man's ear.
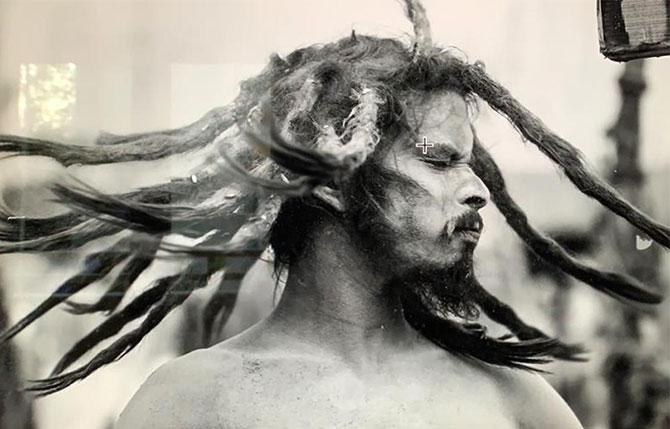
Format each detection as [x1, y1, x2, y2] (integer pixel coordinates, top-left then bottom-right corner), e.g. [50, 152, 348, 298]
[313, 186, 345, 212]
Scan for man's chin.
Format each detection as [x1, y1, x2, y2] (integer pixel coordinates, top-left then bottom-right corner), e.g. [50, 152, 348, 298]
[373, 237, 476, 281]
[385, 251, 474, 291]
[383, 255, 478, 319]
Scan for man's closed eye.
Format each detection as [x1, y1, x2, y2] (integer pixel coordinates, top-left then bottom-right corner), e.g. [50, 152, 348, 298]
[421, 157, 460, 170]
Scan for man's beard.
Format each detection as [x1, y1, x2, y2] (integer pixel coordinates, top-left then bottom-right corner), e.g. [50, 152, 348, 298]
[384, 254, 480, 321]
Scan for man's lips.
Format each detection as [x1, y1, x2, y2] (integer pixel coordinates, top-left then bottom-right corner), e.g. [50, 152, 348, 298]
[443, 212, 483, 243]
[452, 228, 481, 243]
[454, 218, 483, 234]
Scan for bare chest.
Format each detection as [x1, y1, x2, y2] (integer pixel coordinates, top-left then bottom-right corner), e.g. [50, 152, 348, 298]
[218, 356, 520, 429]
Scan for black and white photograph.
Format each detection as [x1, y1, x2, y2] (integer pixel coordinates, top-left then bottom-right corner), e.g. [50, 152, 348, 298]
[0, 0, 669, 427]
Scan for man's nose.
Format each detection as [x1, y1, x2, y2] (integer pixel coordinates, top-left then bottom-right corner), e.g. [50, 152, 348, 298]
[455, 169, 490, 210]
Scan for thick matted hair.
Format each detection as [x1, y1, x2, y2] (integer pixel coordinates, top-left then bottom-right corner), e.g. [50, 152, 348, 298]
[0, 0, 666, 395]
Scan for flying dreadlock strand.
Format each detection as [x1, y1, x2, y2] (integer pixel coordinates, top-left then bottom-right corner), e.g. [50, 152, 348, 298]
[231, 153, 321, 200]
[242, 83, 384, 183]
[159, 196, 280, 257]
[201, 255, 261, 345]
[0, 52, 291, 166]
[399, 285, 558, 372]
[30, 197, 281, 393]
[51, 183, 174, 235]
[456, 61, 670, 249]
[0, 209, 86, 242]
[403, 0, 433, 58]
[0, 52, 289, 249]
[0, 184, 157, 243]
[115, 162, 241, 211]
[470, 277, 586, 361]
[239, 87, 384, 184]
[22, 184, 277, 394]
[49, 181, 246, 238]
[95, 131, 140, 146]
[0, 168, 229, 251]
[0, 106, 235, 166]
[173, 186, 255, 233]
[46, 171, 259, 240]
[0, 220, 119, 254]
[95, 131, 159, 146]
[27, 258, 217, 395]
[201, 274, 241, 346]
[0, 166, 227, 244]
[50, 275, 174, 376]
[232, 93, 346, 209]
[93, 106, 230, 146]
[0, 235, 136, 343]
[11, 173, 235, 248]
[216, 131, 330, 198]
[216, 196, 281, 251]
[241, 105, 342, 180]
[64, 238, 161, 315]
[471, 139, 662, 304]
[202, 105, 320, 190]
[129, 144, 263, 223]
[215, 144, 323, 196]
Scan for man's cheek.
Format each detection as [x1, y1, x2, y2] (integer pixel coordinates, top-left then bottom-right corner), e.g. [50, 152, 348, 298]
[382, 189, 415, 229]
[390, 205, 430, 235]
[407, 196, 446, 237]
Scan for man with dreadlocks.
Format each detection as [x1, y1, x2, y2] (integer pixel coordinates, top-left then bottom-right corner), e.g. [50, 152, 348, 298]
[0, 0, 667, 427]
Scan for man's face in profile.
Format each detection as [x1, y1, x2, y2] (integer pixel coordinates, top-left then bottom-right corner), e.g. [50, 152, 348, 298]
[368, 90, 490, 276]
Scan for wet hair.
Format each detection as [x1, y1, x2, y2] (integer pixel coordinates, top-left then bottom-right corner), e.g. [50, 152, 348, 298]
[0, 0, 666, 395]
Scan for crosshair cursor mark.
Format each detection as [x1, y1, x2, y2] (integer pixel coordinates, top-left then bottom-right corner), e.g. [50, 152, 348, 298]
[635, 234, 652, 250]
[416, 136, 434, 155]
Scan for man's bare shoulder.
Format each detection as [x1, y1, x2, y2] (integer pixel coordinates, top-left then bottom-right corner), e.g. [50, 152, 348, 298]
[115, 345, 246, 429]
[115, 323, 314, 429]
[491, 367, 584, 429]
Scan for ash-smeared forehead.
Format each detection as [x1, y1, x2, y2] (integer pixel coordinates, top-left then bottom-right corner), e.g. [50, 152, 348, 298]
[399, 90, 474, 158]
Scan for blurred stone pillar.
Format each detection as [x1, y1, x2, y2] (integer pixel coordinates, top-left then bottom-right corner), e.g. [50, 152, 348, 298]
[0, 281, 34, 429]
[601, 60, 669, 429]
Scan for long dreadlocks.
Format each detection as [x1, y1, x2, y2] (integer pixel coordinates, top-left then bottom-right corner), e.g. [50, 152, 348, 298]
[0, 0, 666, 395]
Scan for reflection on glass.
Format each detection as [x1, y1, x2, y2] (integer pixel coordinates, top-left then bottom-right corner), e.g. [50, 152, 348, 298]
[18, 63, 77, 136]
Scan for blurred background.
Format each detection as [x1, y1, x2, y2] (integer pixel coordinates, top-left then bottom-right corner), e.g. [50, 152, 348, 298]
[0, 0, 668, 428]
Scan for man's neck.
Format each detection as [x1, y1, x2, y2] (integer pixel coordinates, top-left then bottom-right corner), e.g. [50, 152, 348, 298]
[268, 219, 422, 367]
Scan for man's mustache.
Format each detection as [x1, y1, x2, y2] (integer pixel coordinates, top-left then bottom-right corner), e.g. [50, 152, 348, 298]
[442, 210, 484, 239]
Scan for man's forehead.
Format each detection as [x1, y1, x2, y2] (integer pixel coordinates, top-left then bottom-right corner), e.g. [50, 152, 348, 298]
[403, 90, 473, 154]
